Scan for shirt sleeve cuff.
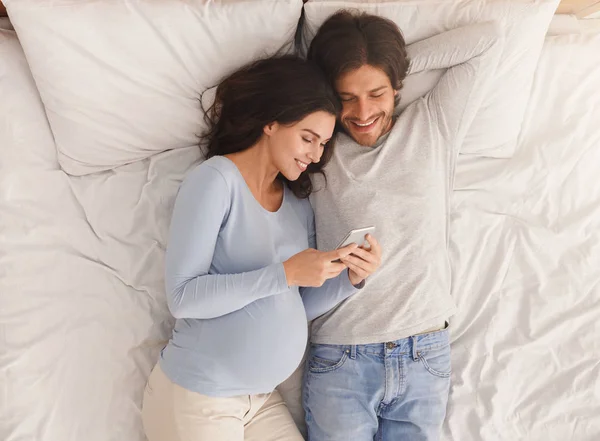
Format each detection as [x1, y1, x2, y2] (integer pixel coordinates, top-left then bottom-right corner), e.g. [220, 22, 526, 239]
[344, 270, 365, 290]
[353, 278, 366, 289]
[275, 262, 290, 290]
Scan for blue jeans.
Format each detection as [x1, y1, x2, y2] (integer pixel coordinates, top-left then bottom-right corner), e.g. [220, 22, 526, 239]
[303, 326, 451, 441]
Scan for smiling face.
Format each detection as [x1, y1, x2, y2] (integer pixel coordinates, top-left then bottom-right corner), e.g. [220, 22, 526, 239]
[264, 110, 336, 181]
[335, 64, 397, 147]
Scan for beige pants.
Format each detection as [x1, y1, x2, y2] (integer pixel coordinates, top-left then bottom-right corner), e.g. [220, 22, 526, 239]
[141, 364, 304, 441]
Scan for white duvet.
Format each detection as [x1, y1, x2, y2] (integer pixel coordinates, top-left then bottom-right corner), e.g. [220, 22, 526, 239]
[1, 16, 600, 441]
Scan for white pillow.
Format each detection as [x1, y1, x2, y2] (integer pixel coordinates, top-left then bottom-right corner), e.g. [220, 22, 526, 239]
[4, 0, 304, 175]
[301, 0, 560, 157]
[0, 29, 57, 171]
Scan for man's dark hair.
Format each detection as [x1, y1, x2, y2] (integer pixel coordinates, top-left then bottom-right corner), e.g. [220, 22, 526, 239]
[307, 10, 410, 100]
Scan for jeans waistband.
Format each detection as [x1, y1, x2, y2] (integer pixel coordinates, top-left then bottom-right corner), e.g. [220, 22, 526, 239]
[312, 323, 450, 357]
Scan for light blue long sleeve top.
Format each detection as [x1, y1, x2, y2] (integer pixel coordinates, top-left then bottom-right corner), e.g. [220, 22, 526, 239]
[159, 156, 359, 397]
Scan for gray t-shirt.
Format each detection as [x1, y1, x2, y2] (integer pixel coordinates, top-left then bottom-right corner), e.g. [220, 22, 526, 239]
[309, 22, 504, 345]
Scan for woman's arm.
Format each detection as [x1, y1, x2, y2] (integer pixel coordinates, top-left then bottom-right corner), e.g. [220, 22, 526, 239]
[300, 272, 360, 321]
[299, 207, 362, 321]
[165, 164, 289, 320]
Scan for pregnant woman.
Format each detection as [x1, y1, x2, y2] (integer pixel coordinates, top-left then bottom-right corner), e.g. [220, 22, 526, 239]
[141, 55, 382, 441]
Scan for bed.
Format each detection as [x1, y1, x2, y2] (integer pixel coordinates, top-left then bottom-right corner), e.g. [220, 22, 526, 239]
[0, 1, 599, 440]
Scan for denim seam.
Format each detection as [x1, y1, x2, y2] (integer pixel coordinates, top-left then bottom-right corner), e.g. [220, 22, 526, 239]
[303, 360, 313, 424]
[418, 353, 452, 378]
[308, 351, 349, 374]
[361, 342, 447, 357]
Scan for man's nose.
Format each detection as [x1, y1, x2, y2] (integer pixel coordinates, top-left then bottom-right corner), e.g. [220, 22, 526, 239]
[356, 98, 373, 121]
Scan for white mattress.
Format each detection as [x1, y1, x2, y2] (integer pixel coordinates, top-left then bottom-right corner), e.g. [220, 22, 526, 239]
[1, 19, 600, 441]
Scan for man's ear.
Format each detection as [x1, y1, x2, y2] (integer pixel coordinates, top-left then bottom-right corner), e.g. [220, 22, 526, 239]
[264, 122, 278, 136]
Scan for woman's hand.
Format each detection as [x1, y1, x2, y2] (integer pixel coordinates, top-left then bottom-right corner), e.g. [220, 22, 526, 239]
[340, 234, 382, 286]
[283, 244, 358, 287]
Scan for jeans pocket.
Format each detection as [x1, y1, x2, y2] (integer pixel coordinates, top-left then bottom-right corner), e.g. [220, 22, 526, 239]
[418, 345, 452, 378]
[308, 345, 349, 374]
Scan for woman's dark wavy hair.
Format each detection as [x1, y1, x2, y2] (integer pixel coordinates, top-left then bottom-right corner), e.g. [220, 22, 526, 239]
[200, 55, 342, 199]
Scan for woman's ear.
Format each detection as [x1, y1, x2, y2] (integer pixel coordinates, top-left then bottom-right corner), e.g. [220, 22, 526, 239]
[263, 122, 278, 136]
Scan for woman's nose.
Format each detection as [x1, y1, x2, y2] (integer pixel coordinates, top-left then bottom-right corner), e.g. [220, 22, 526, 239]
[308, 147, 322, 163]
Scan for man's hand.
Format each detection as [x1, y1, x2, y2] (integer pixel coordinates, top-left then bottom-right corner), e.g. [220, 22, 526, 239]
[340, 234, 382, 286]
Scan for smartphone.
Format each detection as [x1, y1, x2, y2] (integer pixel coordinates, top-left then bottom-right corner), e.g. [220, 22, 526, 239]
[335, 226, 376, 250]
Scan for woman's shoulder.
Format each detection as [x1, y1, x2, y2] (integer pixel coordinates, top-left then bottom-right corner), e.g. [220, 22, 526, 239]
[183, 156, 237, 192]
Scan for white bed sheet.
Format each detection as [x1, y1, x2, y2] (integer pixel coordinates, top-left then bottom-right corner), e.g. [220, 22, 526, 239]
[1, 19, 600, 441]
[1, 149, 201, 440]
[445, 26, 600, 441]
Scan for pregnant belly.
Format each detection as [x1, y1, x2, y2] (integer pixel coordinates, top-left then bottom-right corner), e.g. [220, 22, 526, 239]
[170, 292, 308, 393]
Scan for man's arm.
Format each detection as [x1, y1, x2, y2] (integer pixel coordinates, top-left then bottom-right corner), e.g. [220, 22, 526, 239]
[408, 22, 504, 144]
